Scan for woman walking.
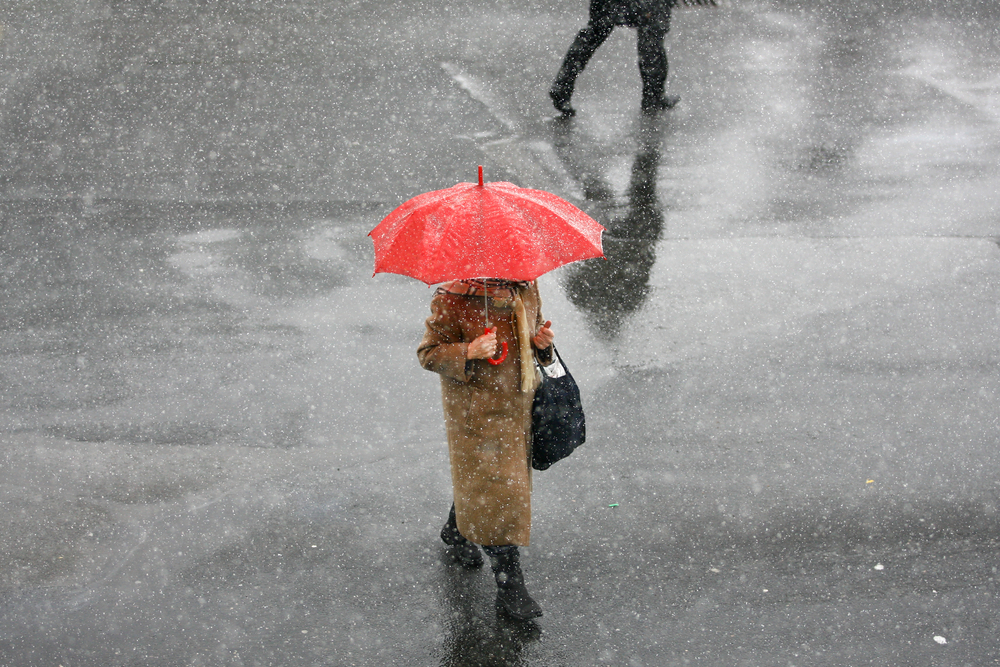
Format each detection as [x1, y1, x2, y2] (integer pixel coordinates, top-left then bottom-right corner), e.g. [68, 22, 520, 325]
[418, 278, 555, 620]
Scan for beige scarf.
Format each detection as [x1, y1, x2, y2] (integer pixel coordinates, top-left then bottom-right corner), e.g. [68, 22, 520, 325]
[513, 289, 540, 394]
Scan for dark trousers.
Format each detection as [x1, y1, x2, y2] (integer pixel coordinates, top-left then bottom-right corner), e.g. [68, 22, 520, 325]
[552, 17, 668, 102]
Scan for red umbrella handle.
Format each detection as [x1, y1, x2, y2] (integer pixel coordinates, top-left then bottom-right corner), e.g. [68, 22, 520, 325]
[485, 327, 508, 365]
[488, 343, 508, 365]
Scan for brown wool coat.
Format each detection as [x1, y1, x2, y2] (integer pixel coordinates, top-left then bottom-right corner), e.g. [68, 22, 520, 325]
[417, 281, 551, 547]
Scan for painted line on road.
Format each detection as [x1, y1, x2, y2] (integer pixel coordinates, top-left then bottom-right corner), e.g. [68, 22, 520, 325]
[441, 61, 518, 133]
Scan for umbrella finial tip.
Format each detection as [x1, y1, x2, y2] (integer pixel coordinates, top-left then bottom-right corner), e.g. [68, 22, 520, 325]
[478, 165, 483, 187]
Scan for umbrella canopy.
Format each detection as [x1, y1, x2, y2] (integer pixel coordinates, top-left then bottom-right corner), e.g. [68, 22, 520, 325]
[369, 167, 605, 285]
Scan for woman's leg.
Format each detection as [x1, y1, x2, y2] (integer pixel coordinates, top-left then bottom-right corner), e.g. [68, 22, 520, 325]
[549, 17, 616, 115]
[483, 544, 543, 620]
[637, 25, 679, 111]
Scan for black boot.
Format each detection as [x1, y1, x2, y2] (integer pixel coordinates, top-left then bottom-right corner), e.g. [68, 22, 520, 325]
[440, 505, 483, 568]
[485, 546, 543, 620]
[641, 94, 680, 113]
[549, 57, 579, 117]
[549, 86, 576, 117]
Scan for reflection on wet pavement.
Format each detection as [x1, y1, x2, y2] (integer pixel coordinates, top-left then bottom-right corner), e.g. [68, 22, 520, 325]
[560, 116, 666, 339]
[438, 562, 542, 667]
[0, 200, 377, 448]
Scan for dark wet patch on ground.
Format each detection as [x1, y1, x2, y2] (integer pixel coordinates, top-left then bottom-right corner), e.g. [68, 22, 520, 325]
[44, 420, 236, 446]
[0, 498, 112, 587]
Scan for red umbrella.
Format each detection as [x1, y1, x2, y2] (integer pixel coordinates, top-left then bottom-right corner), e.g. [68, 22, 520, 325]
[369, 166, 605, 285]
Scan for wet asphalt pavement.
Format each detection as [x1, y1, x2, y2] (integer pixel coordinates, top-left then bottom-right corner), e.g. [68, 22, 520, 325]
[2, 0, 1000, 665]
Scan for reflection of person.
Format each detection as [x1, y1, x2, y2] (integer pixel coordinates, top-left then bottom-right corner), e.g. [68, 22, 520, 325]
[564, 119, 665, 337]
[550, 0, 680, 116]
[439, 564, 540, 666]
[418, 278, 555, 620]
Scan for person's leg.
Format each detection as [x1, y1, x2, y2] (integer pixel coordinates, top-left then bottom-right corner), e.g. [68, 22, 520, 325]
[440, 503, 484, 568]
[637, 25, 679, 112]
[549, 17, 615, 116]
[482, 544, 543, 620]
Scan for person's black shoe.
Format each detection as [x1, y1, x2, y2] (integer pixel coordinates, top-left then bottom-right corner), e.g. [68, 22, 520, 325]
[440, 507, 484, 568]
[495, 574, 544, 620]
[488, 547, 543, 620]
[641, 94, 680, 113]
[442, 535, 484, 568]
[549, 88, 576, 117]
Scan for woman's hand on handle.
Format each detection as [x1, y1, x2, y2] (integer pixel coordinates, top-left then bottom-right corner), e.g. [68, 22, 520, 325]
[533, 320, 554, 349]
[467, 328, 498, 359]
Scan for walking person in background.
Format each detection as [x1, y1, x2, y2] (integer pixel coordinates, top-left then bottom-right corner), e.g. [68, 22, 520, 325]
[418, 278, 555, 621]
[550, 0, 679, 116]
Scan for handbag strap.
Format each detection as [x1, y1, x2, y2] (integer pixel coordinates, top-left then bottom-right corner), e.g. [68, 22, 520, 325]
[538, 345, 567, 379]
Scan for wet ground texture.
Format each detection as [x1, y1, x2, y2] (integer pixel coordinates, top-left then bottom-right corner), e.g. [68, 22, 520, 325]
[2, 0, 1000, 665]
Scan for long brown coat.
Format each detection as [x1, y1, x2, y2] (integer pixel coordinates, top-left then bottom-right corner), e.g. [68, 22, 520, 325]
[417, 281, 551, 547]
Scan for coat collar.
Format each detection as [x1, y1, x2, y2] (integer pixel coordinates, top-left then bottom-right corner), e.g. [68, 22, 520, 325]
[439, 279, 533, 308]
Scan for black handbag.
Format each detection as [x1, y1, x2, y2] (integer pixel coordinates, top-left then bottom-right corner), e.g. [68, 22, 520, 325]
[531, 347, 586, 470]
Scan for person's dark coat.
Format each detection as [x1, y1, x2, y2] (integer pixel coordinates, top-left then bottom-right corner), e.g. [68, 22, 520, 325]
[591, 0, 672, 31]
